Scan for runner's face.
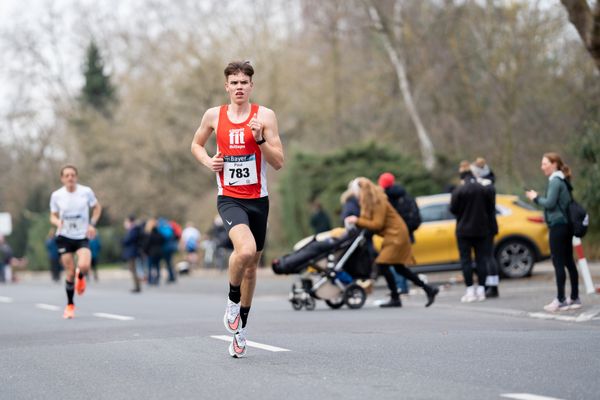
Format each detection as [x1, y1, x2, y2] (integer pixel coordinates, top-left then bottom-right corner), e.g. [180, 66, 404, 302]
[225, 72, 253, 105]
[61, 168, 78, 189]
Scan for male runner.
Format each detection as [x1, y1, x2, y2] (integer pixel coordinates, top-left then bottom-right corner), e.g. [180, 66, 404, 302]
[191, 61, 284, 357]
[50, 165, 102, 319]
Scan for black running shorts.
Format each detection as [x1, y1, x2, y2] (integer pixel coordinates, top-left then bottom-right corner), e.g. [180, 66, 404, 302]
[217, 196, 269, 252]
[56, 235, 90, 255]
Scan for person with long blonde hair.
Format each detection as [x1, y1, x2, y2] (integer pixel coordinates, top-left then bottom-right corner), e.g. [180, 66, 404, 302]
[344, 178, 438, 308]
[526, 152, 581, 312]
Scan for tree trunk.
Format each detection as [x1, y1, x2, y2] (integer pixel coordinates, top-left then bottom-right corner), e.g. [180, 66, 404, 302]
[561, 0, 600, 71]
[365, 0, 436, 171]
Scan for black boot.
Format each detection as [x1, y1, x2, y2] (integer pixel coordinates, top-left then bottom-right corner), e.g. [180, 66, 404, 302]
[424, 285, 439, 307]
[485, 286, 499, 298]
[380, 297, 402, 308]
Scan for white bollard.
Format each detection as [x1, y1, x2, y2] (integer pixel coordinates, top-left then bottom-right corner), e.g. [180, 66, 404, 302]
[572, 237, 595, 295]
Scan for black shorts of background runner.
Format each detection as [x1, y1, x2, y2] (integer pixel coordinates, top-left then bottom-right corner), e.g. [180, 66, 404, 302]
[217, 196, 269, 251]
[56, 236, 90, 255]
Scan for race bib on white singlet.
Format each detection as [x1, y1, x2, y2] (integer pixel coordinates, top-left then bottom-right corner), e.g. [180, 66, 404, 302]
[223, 155, 258, 186]
[62, 213, 86, 236]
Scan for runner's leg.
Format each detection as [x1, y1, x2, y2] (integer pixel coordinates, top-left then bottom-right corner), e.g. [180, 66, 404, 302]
[61, 253, 76, 307]
[76, 247, 92, 275]
[228, 224, 257, 287]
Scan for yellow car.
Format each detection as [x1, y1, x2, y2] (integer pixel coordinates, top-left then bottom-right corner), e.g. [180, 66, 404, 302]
[374, 194, 550, 278]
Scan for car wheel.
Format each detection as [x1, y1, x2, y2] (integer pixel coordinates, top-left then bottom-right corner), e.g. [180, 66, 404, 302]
[496, 240, 534, 278]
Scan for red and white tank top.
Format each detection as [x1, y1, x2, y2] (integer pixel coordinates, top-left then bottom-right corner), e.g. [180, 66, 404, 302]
[216, 103, 268, 199]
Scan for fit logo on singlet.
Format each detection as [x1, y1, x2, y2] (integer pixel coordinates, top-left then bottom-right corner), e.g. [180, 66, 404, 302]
[229, 128, 246, 149]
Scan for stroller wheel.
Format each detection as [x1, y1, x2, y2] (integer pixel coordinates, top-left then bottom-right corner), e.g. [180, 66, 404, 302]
[344, 283, 367, 309]
[325, 297, 344, 310]
[304, 296, 316, 311]
[291, 299, 303, 311]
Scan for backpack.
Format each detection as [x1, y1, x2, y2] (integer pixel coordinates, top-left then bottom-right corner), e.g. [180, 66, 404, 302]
[157, 218, 175, 241]
[393, 194, 422, 233]
[169, 220, 182, 240]
[559, 179, 589, 238]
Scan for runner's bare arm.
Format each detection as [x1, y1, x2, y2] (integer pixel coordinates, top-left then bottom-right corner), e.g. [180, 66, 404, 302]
[90, 202, 102, 226]
[191, 107, 223, 172]
[50, 211, 62, 230]
[250, 108, 284, 170]
[87, 201, 102, 239]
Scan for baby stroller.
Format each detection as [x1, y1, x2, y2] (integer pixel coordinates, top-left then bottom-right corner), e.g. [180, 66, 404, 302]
[272, 228, 372, 310]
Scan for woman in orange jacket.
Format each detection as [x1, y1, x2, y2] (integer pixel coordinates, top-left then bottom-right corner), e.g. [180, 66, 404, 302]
[344, 177, 438, 308]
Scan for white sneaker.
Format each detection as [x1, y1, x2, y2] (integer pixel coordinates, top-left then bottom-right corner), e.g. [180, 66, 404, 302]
[475, 286, 486, 302]
[223, 299, 241, 333]
[229, 327, 247, 358]
[566, 298, 582, 310]
[461, 286, 477, 303]
[543, 298, 568, 312]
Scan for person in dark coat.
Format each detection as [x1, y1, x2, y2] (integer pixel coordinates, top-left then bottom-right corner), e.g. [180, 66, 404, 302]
[471, 159, 500, 298]
[46, 228, 62, 282]
[123, 216, 142, 293]
[309, 201, 332, 234]
[142, 218, 165, 285]
[450, 161, 496, 303]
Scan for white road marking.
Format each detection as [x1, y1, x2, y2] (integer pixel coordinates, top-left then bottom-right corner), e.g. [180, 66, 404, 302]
[35, 303, 60, 311]
[0, 296, 14, 303]
[93, 313, 135, 321]
[501, 393, 565, 400]
[210, 335, 291, 352]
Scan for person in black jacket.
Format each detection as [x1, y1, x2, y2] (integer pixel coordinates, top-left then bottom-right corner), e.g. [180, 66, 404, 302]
[471, 159, 500, 298]
[450, 161, 496, 303]
[122, 216, 142, 293]
[142, 218, 165, 285]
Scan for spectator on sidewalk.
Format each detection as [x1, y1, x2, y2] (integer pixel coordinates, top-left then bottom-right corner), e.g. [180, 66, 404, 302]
[123, 216, 142, 293]
[310, 201, 332, 234]
[378, 172, 422, 294]
[0, 235, 14, 283]
[143, 218, 165, 285]
[471, 158, 500, 298]
[89, 234, 101, 282]
[450, 161, 496, 303]
[180, 222, 201, 270]
[526, 152, 581, 312]
[45, 228, 62, 282]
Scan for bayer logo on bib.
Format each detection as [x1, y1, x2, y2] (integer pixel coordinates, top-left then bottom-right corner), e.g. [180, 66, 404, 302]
[224, 154, 258, 186]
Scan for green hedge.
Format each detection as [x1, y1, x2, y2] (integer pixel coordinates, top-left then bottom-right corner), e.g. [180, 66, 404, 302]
[279, 142, 442, 245]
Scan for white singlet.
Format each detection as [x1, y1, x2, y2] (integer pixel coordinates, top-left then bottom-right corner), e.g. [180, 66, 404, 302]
[49, 184, 98, 240]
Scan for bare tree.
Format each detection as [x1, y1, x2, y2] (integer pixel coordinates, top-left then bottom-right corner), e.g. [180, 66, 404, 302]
[560, 0, 600, 71]
[364, 0, 436, 171]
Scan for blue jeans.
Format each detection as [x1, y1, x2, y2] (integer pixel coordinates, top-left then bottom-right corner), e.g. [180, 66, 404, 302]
[391, 268, 409, 293]
[162, 250, 176, 282]
[147, 256, 161, 284]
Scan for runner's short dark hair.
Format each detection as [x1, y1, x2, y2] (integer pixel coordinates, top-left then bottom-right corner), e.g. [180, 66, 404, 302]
[224, 61, 254, 80]
[60, 164, 78, 177]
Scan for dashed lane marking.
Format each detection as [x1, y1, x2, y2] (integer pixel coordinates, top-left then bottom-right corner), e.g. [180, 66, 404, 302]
[210, 335, 291, 352]
[93, 313, 135, 321]
[35, 303, 61, 311]
[0, 296, 14, 303]
[501, 393, 565, 400]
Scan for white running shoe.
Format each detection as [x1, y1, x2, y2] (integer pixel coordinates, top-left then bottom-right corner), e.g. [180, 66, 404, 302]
[566, 298, 582, 310]
[475, 286, 486, 302]
[223, 299, 241, 334]
[461, 286, 477, 303]
[229, 327, 247, 358]
[543, 298, 568, 312]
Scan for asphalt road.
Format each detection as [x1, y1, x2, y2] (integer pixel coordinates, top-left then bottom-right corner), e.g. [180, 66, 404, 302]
[1, 263, 600, 400]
